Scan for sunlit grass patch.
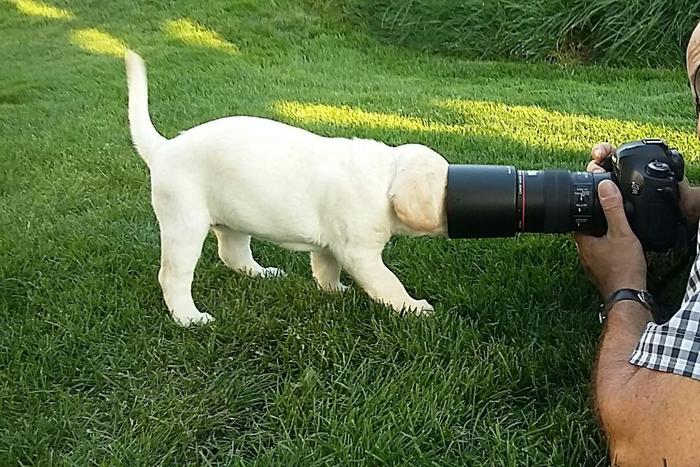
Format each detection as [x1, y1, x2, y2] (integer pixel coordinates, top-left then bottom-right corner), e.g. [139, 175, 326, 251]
[8, 0, 74, 19]
[441, 99, 700, 159]
[275, 100, 700, 160]
[275, 101, 457, 133]
[69, 28, 126, 57]
[163, 18, 238, 53]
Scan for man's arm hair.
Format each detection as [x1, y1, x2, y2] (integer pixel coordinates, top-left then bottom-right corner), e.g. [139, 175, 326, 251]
[592, 301, 652, 431]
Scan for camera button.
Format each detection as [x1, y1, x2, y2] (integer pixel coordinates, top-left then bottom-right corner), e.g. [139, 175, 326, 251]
[646, 161, 671, 178]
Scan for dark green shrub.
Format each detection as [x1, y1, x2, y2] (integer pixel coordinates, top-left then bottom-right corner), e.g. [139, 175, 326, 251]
[333, 0, 700, 67]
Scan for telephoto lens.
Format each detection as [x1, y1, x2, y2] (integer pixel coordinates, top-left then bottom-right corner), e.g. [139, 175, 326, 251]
[446, 166, 611, 238]
[445, 140, 687, 251]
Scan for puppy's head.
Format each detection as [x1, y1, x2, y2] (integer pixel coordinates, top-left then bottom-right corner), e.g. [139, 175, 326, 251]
[389, 144, 448, 236]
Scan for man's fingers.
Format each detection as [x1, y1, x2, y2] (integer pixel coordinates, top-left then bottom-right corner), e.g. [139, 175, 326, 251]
[598, 180, 634, 238]
[587, 160, 606, 173]
[591, 142, 615, 163]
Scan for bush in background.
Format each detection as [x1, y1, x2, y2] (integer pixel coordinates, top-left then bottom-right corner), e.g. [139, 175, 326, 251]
[332, 0, 700, 67]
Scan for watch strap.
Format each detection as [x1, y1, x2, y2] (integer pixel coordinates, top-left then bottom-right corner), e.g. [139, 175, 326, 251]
[599, 288, 655, 323]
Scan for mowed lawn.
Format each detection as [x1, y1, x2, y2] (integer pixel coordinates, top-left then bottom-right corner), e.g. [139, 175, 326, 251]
[2, 0, 700, 464]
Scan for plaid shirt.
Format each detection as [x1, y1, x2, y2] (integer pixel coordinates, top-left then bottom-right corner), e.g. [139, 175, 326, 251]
[630, 226, 700, 380]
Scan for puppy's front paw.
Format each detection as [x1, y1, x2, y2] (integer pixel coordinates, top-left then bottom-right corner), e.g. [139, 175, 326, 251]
[173, 311, 215, 327]
[261, 267, 286, 278]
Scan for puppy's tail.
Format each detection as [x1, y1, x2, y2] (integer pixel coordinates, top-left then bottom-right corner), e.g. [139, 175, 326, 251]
[124, 50, 167, 167]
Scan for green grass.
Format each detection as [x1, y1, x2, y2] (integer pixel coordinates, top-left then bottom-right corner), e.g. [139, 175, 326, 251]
[334, 0, 700, 67]
[1, 0, 698, 464]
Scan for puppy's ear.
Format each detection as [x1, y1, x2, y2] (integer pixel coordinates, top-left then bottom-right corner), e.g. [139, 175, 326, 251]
[389, 145, 448, 235]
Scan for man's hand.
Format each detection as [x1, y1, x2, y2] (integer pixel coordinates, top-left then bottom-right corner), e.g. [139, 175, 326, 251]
[588, 142, 700, 223]
[586, 142, 615, 174]
[574, 179, 647, 299]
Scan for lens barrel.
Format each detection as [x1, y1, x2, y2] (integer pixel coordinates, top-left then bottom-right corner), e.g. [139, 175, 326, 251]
[446, 165, 609, 238]
[446, 165, 518, 237]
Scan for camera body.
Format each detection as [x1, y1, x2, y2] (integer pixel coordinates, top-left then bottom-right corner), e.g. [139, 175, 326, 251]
[445, 139, 687, 251]
[606, 139, 685, 251]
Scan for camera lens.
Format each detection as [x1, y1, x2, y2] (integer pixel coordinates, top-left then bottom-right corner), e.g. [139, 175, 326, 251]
[446, 165, 518, 237]
[517, 170, 573, 233]
[446, 166, 610, 238]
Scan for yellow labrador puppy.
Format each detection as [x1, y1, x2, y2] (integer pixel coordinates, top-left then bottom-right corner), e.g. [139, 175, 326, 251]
[125, 51, 447, 326]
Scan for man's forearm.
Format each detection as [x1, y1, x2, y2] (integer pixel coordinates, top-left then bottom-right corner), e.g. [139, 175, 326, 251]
[592, 301, 700, 464]
[599, 301, 652, 367]
[594, 302, 652, 419]
[680, 182, 700, 223]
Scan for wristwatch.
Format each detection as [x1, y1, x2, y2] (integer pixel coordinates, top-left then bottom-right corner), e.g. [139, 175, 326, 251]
[599, 288, 656, 323]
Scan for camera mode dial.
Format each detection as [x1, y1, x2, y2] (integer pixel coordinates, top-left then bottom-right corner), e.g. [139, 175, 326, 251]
[646, 160, 671, 178]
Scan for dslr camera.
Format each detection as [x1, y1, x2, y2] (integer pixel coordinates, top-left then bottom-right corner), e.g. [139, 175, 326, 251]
[446, 139, 687, 251]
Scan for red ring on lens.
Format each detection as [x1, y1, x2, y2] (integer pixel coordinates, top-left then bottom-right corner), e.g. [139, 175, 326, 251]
[521, 172, 526, 231]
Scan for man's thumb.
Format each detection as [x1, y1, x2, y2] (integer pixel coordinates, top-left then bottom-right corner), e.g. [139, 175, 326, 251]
[598, 180, 633, 237]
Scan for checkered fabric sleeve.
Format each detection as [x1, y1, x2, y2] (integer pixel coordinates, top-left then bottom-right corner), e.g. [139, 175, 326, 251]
[629, 226, 700, 380]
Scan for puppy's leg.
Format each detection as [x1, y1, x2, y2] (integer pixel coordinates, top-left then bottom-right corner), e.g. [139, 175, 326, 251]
[336, 246, 433, 315]
[158, 217, 214, 326]
[213, 226, 285, 278]
[311, 250, 348, 292]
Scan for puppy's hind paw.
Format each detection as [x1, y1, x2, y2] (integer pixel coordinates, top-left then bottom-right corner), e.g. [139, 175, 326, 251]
[261, 267, 286, 278]
[407, 299, 434, 317]
[335, 283, 349, 293]
[319, 282, 349, 293]
[173, 311, 215, 327]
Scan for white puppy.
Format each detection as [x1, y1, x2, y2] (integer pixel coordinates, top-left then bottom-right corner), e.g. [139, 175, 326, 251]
[124, 51, 448, 326]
